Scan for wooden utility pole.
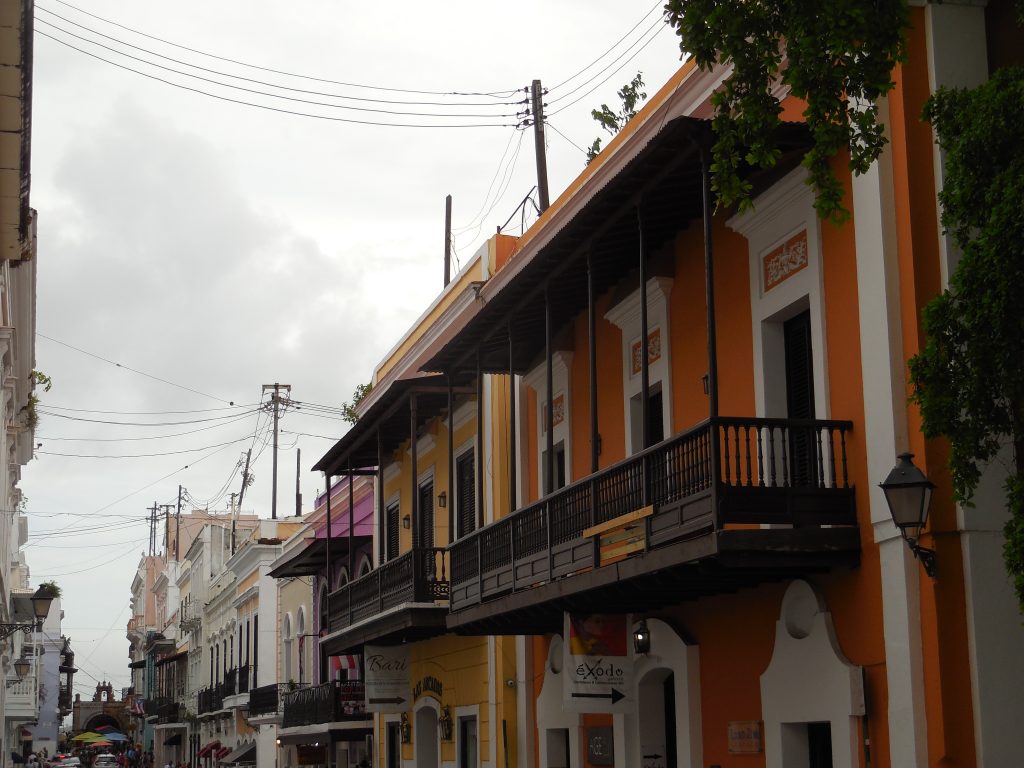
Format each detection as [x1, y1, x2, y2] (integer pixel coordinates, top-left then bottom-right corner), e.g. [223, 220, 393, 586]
[295, 448, 302, 516]
[148, 502, 158, 555]
[229, 492, 238, 555]
[175, 485, 183, 561]
[160, 504, 174, 558]
[262, 383, 291, 519]
[530, 79, 550, 212]
[236, 448, 253, 530]
[444, 194, 452, 287]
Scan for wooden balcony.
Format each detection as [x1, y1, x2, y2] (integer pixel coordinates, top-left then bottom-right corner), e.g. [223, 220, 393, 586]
[281, 681, 370, 728]
[322, 547, 449, 654]
[448, 417, 858, 632]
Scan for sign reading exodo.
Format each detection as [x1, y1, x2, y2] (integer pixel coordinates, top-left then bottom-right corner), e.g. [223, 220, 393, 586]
[563, 613, 633, 713]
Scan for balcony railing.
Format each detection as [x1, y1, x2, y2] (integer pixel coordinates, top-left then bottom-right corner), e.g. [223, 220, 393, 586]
[247, 683, 284, 717]
[450, 417, 854, 611]
[197, 684, 225, 714]
[238, 664, 251, 694]
[281, 681, 367, 728]
[127, 615, 146, 633]
[327, 547, 448, 634]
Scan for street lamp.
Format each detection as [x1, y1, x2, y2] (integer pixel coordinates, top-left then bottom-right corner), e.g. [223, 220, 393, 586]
[14, 656, 31, 679]
[879, 452, 937, 577]
[633, 618, 651, 655]
[0, 586, 55, 641]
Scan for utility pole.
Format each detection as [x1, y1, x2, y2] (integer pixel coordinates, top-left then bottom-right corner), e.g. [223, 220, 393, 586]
[444, 194, 452, 287]
[295, 448, 302, 517]
[262, 383, 291, 519]
[175, 485, 183, 561]
[229, 492, 238, 555]
[530, 79, 550, 212]
[148, 502, 158, 555]
[237, 448, 253, 525]
[160, 504, 174, 558]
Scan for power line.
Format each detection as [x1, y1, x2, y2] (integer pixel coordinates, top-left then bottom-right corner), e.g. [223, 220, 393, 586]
[452, 126, 523, 235]
[37, 410, 258, 442]
[37, 332, 239, 405]
[36, 7, 523, 108]
[45, 0, 523, 98]
[37, 433, 255, 459]
[546, 120, 588, 155]
[42, 403, 259, 415]
[36, 18, 525, 119]
[548, 1, 665, 92]
[549, 22, 668, 116]
[36, 407, 260, 427]
[36, 31, 521, 129]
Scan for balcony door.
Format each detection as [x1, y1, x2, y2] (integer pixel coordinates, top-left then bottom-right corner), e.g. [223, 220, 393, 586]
[784, 310, 817, 486]
[456, 449, 476, 539]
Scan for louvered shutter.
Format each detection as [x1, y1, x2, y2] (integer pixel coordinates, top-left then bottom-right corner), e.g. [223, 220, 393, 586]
[418, 481, 435, 549]
[386, 502, 399, 561]
[457, 449, 476, 538]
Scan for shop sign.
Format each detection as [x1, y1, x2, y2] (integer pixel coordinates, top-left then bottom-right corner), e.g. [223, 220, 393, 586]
[296, 745, 326, 765]
[762, 229, 809, 292]
[563, 612, 633, 713]
[412, 675, 443, 700]
[364, 644, 411, 713]
[727, 720, 763, 753]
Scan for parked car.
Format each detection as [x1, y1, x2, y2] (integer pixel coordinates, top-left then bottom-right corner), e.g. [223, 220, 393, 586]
[56, 759, 80, 768]
[92, 757, 117, 768]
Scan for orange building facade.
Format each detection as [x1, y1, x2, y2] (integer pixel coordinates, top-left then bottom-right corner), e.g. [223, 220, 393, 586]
[312, 4, 1023, 767]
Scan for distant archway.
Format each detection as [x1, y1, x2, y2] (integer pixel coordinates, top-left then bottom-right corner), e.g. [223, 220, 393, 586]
[84, 713, 124, 732]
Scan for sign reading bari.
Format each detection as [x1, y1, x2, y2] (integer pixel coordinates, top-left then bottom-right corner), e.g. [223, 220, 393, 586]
[363, 644, 411, 713]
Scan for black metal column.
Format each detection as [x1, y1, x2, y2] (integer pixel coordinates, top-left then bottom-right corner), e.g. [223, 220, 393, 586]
[476, 348, 485, 529]
[347, 461, 354, 579]
[588, 248, 599, 474]
[638, 203, 650, 453]
[545, 287, 554, 496]
[410, 394, 419, 549]
[377, 427, 384, 565]
[508, 321, 517, 513]
[447, 372, 455, 543]
[701, 145, 719, 419]
[324, 472, 332, 586]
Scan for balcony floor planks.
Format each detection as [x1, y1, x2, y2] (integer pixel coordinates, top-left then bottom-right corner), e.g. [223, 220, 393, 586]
[321, 604, 448, 656]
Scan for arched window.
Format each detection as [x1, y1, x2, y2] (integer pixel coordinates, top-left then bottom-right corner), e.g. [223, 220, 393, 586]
[283, 613, 293, 685]
[358, 556, 372, 578]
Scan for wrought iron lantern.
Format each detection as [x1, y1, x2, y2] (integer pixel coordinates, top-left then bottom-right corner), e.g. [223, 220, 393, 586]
[633, 618, 651, 655]
[879, 452, 937, 577]
[400, 712, 411, 744]
[14, 656, 31, 679]
[438, 705, 453, 741]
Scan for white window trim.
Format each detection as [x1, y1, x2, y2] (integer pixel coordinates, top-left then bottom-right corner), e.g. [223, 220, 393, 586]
[604, 276, 674, 455]
[728, 166, 830, 421]
[523, 351, 574, 494]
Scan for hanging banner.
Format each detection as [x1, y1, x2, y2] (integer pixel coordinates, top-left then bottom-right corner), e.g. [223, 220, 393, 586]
[363, 645, 411, 713]
[563, 613, 633, 712]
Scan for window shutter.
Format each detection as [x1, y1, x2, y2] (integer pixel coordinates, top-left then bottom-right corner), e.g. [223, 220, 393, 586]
[457, 450, 476, 538]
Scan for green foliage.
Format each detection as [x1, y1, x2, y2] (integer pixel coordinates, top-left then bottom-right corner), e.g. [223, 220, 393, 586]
[32, 370, 53, 393]
[38, 580, 62, 598]
[663, 0, 909, 222]
[340, 382, 372, 426]
[586, 73, 647, 165]
[909, 67, 1024, 608]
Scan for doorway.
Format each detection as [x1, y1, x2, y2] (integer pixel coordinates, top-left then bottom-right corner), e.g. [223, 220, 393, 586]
[637, 668, 677, 768]
[415, 706, 439, 768]
[784, 310, 817, 486]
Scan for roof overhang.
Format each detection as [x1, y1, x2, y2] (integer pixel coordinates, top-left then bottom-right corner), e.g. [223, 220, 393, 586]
[268, 536, 372, 579]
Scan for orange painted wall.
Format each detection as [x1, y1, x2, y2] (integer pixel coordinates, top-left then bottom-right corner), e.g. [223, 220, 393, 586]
[669, 225, 709, 430]
[888, 8, 976, 766]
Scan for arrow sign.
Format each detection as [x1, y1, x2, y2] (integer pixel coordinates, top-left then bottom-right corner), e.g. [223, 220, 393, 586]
[368, 696, 406, 705]
[570, 688, 624, 704]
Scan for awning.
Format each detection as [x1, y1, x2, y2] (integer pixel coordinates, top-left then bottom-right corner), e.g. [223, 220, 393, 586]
[197, 741, 220, 758]
[156, 650, 188, 666]
[268, 537, 371, 579]
[220, 743, 256, 764]
[129, 660, 146, 669]
[163, 734, 182, 747]
[214, 747, 231, 761]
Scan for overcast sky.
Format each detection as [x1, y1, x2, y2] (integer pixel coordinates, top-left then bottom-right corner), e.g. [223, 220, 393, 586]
[19, 0, 683, 700]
